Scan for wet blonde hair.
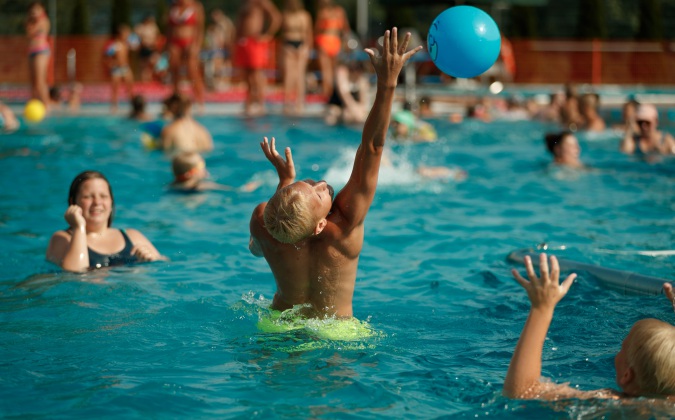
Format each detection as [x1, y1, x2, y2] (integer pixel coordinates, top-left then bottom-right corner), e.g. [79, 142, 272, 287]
[263, 185, 317, 244]
[626, 318, 675, 396]
[172, 152, 203, 178]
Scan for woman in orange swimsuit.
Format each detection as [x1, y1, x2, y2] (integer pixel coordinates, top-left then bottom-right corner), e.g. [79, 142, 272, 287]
[167, 0, 205, 108]
[314, 0, 349, 98]
[25, 2, 51, 109]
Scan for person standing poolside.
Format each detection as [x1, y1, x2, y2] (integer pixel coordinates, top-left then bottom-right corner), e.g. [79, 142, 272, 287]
[235, 0, 282, 116]
[25, 1, 51, 109]
[620, 104, 675, 156]
[167, 0, 206, 108]
[504, 253, 675, 401]
[46, 171, 165, 272]
[281, 0, 312, 116]
[134, 15, 161, 82]
[314, 0, 350, 99]
[204, 9, 235, 90]
[249, 28, 422, 318]
[104, 24, 135, 114]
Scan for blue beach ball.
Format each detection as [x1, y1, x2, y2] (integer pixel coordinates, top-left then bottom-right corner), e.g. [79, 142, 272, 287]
[427, 6, 501, 78]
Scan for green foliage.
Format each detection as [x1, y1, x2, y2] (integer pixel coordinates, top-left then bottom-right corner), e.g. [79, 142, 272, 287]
[636, 0, 663, 40]
[577, 0, 607, 39]
[70, 0, 90, 35]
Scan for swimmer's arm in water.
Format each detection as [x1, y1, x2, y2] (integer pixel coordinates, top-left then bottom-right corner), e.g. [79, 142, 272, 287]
[503, 253, 576, 400]
[46, 205, 90, 272]
[336, 28, 422, 226]
[125, 229, 167, 262]
[260, 136, 295, 190]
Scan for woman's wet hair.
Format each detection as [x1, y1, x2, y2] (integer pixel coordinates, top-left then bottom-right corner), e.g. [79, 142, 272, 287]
[544, 131, 573, 156]
[67, 171, 115, 227]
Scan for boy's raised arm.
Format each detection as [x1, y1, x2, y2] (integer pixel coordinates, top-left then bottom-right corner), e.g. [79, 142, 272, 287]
[503, 254, 576, 399]
[336, 28, 422, 226]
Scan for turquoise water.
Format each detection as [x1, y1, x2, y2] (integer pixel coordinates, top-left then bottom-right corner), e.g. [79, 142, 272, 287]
[0, 114, 674, 418]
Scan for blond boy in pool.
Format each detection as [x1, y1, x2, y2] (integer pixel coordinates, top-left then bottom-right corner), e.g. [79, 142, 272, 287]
[504, 253, 675, 401]
[249, 28, 422, 318]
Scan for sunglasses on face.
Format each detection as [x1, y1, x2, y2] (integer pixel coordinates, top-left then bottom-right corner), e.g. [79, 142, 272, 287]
[637, 120, 652, 126]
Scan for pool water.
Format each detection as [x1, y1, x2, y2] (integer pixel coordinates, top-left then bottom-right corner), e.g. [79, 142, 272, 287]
[0, 114, 673, 418]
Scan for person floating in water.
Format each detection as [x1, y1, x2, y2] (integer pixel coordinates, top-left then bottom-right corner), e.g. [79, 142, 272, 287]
[248, 28, 422, 319]
[46, 171, 165, 272]
[504, 253, 675, 401]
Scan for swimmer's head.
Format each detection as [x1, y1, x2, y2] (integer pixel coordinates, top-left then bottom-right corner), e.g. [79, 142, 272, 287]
[68, 170, 115, 227]
[172, 151, 207, 187]
[392, 110, 415, 137]
[636, 104, 658, 132]
[130, 95, 146, 117]
[263, 179, 334, 244]
[616, 318, 675, 397]
[579, 93, 600, 115]
[162, 93, 182, 119]
[175, 96, 192, 119]
[545, 131, 580, 166]
[49, 86, 61, 102]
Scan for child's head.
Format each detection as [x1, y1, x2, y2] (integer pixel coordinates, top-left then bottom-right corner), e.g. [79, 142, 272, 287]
[615, 318, 675, 397]
[114, 23, 130, 39]
[172, 152, 207, 187]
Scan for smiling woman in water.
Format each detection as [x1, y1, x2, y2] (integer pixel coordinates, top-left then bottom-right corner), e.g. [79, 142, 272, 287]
[46, 170, 166, 272]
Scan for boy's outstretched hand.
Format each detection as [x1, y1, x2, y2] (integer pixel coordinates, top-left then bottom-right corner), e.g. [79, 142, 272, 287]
[261, 136, 295, 189]
[511, 253, 577, 311]
[364, 27, 424, 88]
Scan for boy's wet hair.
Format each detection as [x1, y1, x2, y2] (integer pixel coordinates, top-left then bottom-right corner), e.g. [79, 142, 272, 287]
[172, 151, 203, 179]
[263, 186, 318, 244]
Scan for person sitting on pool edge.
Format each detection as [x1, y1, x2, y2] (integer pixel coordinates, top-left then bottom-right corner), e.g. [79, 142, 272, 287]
[504, 253, 675, 401]
[544, 131, 584, 170]
[46, 171, 165, 272]
[249, 28, 422, 319]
